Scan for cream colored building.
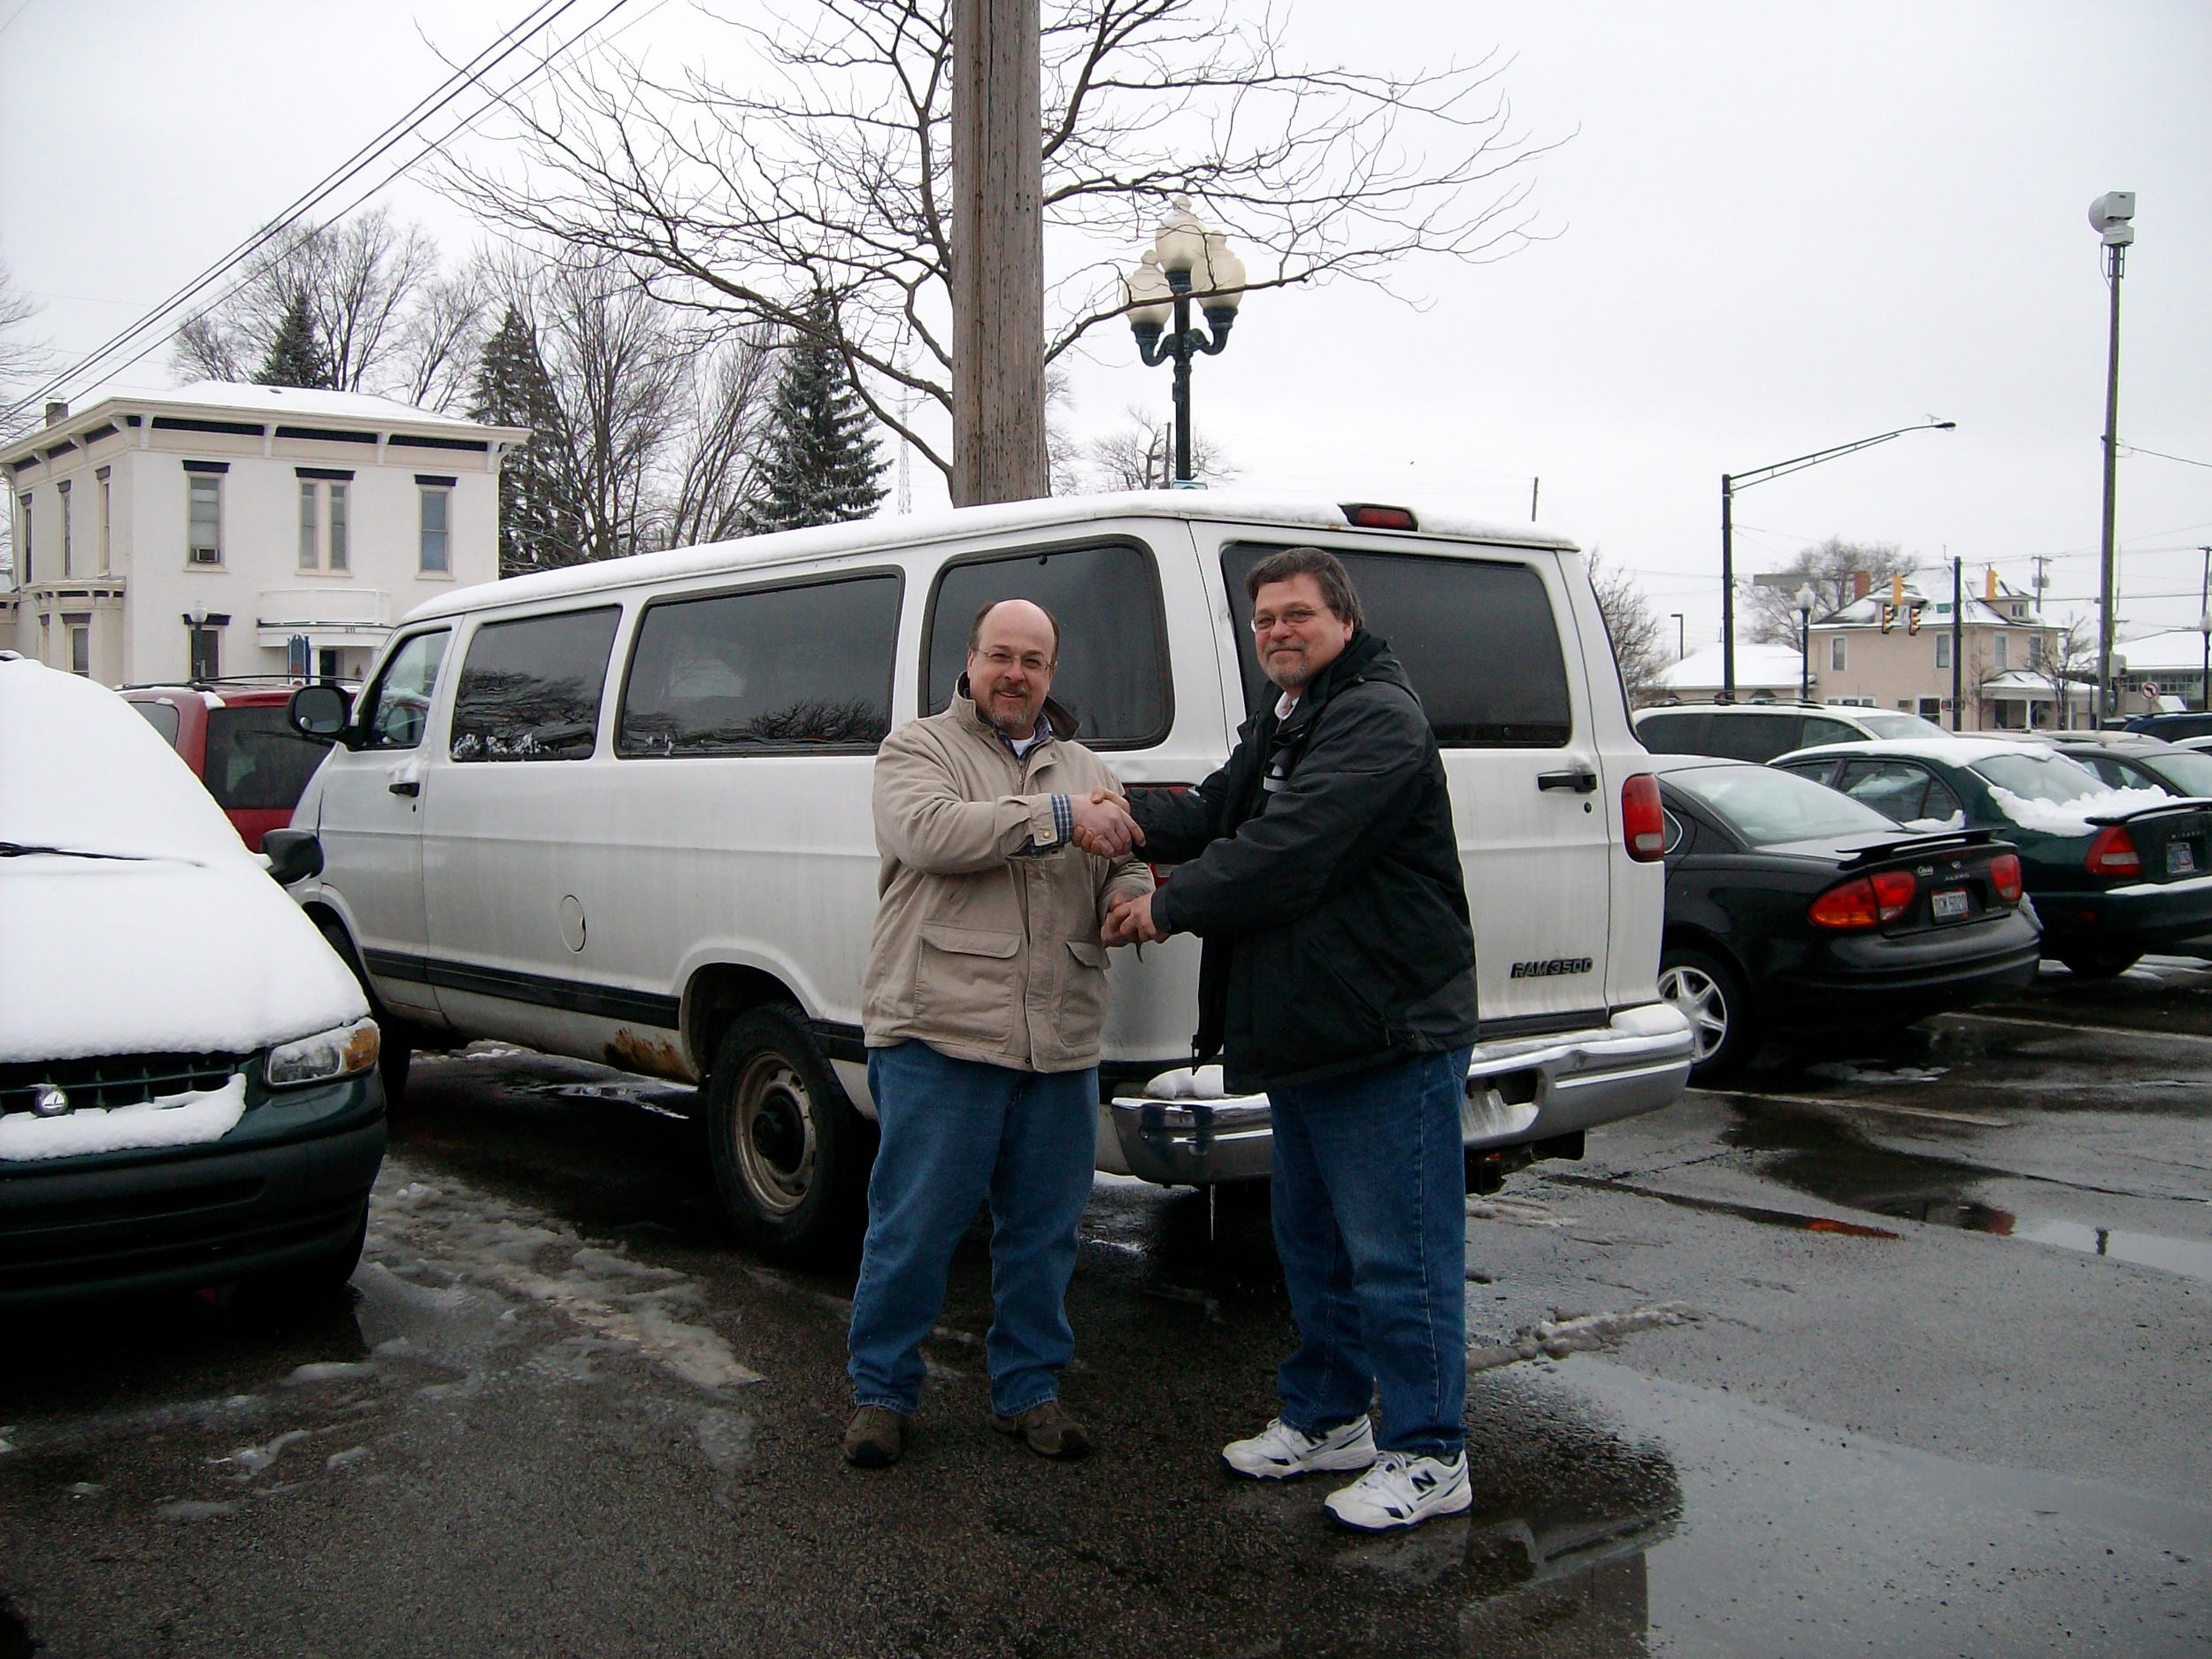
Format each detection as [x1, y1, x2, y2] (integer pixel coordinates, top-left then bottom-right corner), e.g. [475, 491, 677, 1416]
[1805, 569, 2091, 731]
[3, 382, 526, 687]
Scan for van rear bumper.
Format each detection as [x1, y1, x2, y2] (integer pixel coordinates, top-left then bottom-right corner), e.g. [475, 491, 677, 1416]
[1106, 1002, 1694, 1187]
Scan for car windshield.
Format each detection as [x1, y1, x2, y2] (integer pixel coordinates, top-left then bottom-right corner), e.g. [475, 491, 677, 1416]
[1667, 764, 1902, 846]
[1855, 710, 1952, 740]
[1972, 751, 2112, 806]
[2138, 748, 2212, 797]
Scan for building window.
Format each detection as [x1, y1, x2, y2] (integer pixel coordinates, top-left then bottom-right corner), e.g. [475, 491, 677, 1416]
[298, 481, 319, 570]
[1936, 634, 1951, 670]
[1830, 634, 1847, 672]
[14, 493, 27, 584]
[329, 482, 349, 571]
[70, 625, 89, 676]
[1993, 634, 2008, 670]
[188, 474, 222, 564]
[1918, 696, 1943, 720]
[96, 467, 111, 573]
[419, 486, 450, 573]
[2028, 634, 2045, 669]
[57, 480, 72, 578]
[189, 626, 221, 680]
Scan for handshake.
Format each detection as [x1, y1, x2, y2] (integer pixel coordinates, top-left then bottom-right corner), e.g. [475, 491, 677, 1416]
[1070, 787, 1146, 859]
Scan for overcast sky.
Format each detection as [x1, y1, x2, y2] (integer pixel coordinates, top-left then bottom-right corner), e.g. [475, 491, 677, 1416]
[4, 1, 2205, 650]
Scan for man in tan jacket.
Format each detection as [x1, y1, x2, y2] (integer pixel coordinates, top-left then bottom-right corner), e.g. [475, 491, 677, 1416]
[843, 599, 1152, 1468]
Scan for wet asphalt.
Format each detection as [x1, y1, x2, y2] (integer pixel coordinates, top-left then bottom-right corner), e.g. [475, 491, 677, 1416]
[2, 960, 2208, 1657]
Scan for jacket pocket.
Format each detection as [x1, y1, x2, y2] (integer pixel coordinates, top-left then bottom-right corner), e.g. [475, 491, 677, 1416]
[1050, 939, 1110, 1061]
[913, 923, 1021, 1049]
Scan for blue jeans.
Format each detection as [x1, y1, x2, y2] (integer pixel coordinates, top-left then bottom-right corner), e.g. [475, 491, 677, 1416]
[1266, 1048, 1471, 1457]
[847, 1041, 1099, 1418]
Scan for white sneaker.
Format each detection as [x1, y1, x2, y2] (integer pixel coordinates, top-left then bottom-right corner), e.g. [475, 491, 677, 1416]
[1220, 1415, 1378, 1480]
[1322, 1450, 1473, 1532]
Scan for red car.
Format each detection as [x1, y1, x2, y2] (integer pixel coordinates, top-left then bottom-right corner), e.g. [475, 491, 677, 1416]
[120, 682, 337, 852]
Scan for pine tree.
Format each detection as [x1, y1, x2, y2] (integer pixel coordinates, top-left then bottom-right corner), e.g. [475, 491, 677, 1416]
[253, 295, 333, 388]
[470, 303, 580, 575]
[743, 301, 887, 534]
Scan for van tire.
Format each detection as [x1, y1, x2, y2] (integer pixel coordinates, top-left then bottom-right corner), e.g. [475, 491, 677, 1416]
[1658, 946, 1753, 1084]
[2058, 947, 2140, 979]
[705, 1006, 874, 1265]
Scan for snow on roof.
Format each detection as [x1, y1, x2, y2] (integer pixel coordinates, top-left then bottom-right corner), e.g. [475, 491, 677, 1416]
[2109, 628, 2212, 673]
[1651, 642, 1805, 693]
[1783, 735, 2062, 764]
[402, 490, 1582, 623]
[0, 380, 526, 464]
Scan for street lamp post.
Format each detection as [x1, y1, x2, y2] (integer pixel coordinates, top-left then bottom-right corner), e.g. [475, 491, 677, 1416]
[1670, 612, 1686, 662]
[1124, 197, 1247, 486]
[1720, 420, 1956, 692]
[2089, 192, 2135, 726]
[1795, 583, 1817, 701]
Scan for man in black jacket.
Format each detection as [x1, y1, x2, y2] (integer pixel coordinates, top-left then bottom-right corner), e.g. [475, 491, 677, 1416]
[1101, 546, 1479, 1533]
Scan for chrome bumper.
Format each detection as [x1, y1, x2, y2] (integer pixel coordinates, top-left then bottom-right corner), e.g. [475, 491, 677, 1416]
[1106, 1002, 1694, 1187]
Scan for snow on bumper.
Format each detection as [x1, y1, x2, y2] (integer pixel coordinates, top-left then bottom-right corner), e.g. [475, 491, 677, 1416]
[1105, 1002, 1694, 1187]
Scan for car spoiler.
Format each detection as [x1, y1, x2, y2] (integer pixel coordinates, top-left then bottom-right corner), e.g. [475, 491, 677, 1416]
[2085, 796, 2212, 827]
[1835, 827, 2001, 871]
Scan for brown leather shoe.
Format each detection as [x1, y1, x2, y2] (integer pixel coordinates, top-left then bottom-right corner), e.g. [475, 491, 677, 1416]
[988, 1400, 1092, 1461]
[842, 1406, 905, 1468]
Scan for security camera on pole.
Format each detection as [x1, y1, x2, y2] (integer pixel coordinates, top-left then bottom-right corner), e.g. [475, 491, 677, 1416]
[2089, 190, 2135, 726]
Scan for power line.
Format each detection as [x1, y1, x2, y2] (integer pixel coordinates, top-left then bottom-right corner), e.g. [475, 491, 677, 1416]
[3, 0, 605, 423]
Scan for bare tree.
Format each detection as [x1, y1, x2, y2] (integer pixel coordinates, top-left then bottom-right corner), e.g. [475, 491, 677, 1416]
[1746, 535, 1916, 646]
[390, 265, 494, 413]
[657, 326, 776, 548]
[0, 263, 52, 580]
[1078, 403, 1230, 491]
[441, 0, 1561, 488]
[1586, 548, 1668, 706]
[2028, 614, 2093, 732]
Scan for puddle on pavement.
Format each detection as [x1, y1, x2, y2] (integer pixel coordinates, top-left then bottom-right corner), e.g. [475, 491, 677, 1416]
[1723, 1100, 2212, 1286]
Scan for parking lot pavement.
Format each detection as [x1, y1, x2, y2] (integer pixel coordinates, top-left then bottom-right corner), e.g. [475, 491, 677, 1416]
[3, 963, 2208, 1657]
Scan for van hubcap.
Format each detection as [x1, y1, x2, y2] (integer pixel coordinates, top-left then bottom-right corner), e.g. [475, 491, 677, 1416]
[734, 1054, 818, 1216]
[1658, 965, 1728, 1061]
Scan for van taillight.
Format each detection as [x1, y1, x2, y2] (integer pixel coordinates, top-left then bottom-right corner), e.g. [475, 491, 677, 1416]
[1622, 773, 1664, 861]
[1988, 852, 2023, 902]
[2085, 826, 2141, 877]
[1340, 503, 1418, 531]
[1809, 870, 1916, 929]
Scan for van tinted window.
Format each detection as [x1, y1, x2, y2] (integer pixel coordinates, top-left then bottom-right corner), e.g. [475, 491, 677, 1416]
[204, 706, 328, 810]
[1636, 710, 1706, 754]
[362, 629, 449, 751]
[1222, 545, 1572, 747]
[619, 574, 899, 757]
[926, 541, 1171, 747]
[449, 607, 620, 762]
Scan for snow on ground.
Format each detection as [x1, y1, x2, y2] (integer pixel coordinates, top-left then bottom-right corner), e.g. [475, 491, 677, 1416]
[1985, 784, 2172, 838]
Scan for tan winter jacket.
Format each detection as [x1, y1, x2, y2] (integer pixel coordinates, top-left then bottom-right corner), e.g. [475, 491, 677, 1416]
[862, 691, 1154, 1073]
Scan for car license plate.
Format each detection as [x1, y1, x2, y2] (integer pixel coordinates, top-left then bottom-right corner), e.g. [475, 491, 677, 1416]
[1932, 887, 1970, 921]
[2169, 842, 2196, 876]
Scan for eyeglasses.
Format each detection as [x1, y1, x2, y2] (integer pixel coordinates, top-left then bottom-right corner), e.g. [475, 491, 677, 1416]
[977, 646, 1055, 672]
[1250, 605, 1327, 634]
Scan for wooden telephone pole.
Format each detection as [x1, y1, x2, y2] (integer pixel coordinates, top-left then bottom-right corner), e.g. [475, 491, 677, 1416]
[950, 0, 1046, 506]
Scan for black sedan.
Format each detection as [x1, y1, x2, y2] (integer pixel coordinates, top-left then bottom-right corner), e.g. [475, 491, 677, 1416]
[1651, 757, 2041, 1082]
[2047, 734, 2212, 801]
[1777, 739, 2212, 979]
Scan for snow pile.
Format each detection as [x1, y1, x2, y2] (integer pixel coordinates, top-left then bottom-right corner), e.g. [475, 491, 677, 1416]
[1985, 783, 2170, 838]
[1901, 812, 1967, 833]
[1141, 1064, 1229, 1100]
[0, 1075, 246, 1162]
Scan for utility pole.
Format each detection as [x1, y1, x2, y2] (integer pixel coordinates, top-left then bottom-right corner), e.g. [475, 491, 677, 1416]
[1952, 556, 1964, 732]
[950, 0, 1045, 507]
[2032, 555, 2049, 617]
[1530, 477, 1540, 523]
[1720, 473, 1736, 695]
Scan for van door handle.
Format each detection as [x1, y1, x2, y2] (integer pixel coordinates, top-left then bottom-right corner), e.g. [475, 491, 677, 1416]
[388, 779, 420, 797]
[1537, 768, 1598, 794]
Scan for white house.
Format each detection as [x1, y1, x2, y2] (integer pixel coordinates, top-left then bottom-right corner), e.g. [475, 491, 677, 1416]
[3, 382, 526, 686]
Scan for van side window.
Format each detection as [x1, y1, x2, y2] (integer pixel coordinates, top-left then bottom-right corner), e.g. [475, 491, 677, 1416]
[359, 629, 450, 751]
[449, 607, 620, 762]
[926, 541, 1171, 748]
[1222, 545, 1571, 747]
[618, 574, 899, 757]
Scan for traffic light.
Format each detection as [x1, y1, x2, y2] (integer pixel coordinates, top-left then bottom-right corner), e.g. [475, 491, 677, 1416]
[1908, 603, 1923, 635]
[1880, 603, 1896, 634]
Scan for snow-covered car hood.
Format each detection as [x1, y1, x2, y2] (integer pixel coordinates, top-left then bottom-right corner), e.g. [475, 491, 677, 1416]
[1, 658, 365, 1064]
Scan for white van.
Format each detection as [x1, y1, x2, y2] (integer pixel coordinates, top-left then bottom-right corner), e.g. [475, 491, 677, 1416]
[284, 495, 1693, 1259]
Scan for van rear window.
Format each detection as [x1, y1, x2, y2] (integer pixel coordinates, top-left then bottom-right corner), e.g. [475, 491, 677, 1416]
[450, 606, 620, 762]
[618, 574, 899, 757]
[926, 541, 1171, 747]
[1221, 545, 1572, 747]
[204, 707, 327, 810]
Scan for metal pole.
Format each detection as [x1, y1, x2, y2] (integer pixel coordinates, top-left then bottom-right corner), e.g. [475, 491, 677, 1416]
[1721, 474, 1736, 694]
[2096, 242, 2124, 724]
[1671, 613, 1685, 662]
[1952, 557, 1964, 732]
[1800, 609, 1810, 700]
[1530, 477, 1540, 522]
[1168, 288, 1194, 485]
[2200, 545, 2210, 711]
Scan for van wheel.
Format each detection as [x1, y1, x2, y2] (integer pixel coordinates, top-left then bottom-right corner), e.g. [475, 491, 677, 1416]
[311, 912, 412, 1106]
[705, 1007, 875, 1265]
[2059, 947, 2141, 979]
[1659, 946, 1753, 1084]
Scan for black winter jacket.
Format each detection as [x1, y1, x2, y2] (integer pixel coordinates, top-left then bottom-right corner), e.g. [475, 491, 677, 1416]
[1132, 631, 1479, 1092]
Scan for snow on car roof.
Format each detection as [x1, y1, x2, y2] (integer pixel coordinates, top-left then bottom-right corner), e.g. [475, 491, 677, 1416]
[401, 490, 1582, 624]
[1780, 737, 2055, 765]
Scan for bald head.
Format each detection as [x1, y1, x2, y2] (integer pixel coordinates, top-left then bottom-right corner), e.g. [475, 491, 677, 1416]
[966, 599, 1061, 740]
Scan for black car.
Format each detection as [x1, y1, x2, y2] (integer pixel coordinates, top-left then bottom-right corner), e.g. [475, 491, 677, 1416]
[1777, 739, 2212, 979]
[1651, 757, 2040, 1081]
[2121, 711, 2212, 743]
[2047, 735, 2212, 801]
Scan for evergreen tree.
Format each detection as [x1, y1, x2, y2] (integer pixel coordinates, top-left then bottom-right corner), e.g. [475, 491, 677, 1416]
[253, 295, 333, 388]
[743, 301, 887, 534]
[470, 303, 580, 575]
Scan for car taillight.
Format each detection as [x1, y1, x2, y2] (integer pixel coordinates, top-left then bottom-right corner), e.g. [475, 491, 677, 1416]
[1988, 852, 2023, 903]
[1622, 773, 1664, 861]
[2085, 825, 2141, 877]
[1809, 870, 1916, 929]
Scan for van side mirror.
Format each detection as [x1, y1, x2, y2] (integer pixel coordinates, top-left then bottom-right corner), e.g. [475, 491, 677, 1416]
[289, 683, 355, 746]
[262, 828, 324, 887]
